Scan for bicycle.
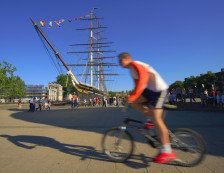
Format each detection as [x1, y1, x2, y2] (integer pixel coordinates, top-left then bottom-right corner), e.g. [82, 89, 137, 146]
[102, 105, 206, 167]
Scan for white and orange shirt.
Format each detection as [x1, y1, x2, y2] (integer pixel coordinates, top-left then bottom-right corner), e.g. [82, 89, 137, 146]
[129, 61, 168, 101]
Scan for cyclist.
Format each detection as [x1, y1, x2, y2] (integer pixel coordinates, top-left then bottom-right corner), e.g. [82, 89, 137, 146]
[118, 52, 176, 163]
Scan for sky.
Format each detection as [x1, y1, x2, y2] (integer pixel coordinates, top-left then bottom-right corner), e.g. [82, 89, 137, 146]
[0, 0, 224, 91]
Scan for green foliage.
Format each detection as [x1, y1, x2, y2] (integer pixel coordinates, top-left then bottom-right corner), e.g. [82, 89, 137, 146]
[108, 91, 116, 97]
[169, 81, 184, 91]
[170, 73, 216, 92]
[0, 61, 26, 99]
[56, 74, 75, 97]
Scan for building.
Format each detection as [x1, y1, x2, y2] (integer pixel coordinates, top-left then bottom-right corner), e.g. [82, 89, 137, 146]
[48, 82, 63, 101]
[25, 85, 48, 99]
[215, 68, 224, 93]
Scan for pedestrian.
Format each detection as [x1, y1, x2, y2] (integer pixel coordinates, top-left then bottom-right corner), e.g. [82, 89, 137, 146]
[181, 88, 186, 103]
[93, 97, 96, 106]
[89, 98, 92, 106]
[114, 99, 117, 106]
[33, 97, 36, 112]
[48, 99, 51, 110]
[96, 97, 99, 106]
[36, 98, 42, 111]
[175, 86, 182, 103]
[204, 89, 208, 104]
[103, 96, 107, 107]
[212, 88, 216, 107]
[200, 89, 207, 106]
[168, 92, 174, 105]
[189, 88, 196, 102]
[113, 96, 116, 105]
[105, 96, 108, 107]
[44, 97, 48, 110]
[98, 98, 101, 106]
[75, 96, 79, 108]
[71, 96, 74, 108]
[28, 97, 34, 112]
[18, 99, 22, 109]
[84, 99, 86, 107]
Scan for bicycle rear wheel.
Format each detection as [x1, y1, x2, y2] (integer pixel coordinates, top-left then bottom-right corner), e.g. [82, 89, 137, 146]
[170, 128, 206, 167]
[102, 127, 134, 162]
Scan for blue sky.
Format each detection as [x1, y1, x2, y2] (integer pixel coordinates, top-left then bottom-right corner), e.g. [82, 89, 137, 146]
[0, 0, 224, 91]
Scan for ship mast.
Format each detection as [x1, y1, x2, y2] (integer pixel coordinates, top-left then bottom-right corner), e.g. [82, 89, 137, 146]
[68, 9, 119, 92]
[90, 10, 93, 87]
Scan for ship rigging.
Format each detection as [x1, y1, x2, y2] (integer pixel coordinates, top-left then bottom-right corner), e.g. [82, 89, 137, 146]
[31, 9, 119, 99]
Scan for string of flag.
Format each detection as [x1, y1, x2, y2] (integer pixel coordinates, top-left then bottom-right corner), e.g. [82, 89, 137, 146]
[39, 13, 90, 27]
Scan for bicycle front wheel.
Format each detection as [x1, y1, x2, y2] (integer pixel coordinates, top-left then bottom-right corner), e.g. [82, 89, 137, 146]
[170, 128, 206, 167]
[102, 127, 134, 162]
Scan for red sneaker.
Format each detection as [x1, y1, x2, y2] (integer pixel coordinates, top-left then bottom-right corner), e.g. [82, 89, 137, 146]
[144, 121, 154, 129]
[152, 151, 176, 163]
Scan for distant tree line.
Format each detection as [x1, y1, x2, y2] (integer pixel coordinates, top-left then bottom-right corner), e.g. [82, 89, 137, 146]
[169, 73, 216, 92]
[0, 61, 26, 101]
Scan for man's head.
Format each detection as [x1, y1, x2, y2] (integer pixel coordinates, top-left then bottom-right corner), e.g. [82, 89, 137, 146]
[118, 52, 132, 68]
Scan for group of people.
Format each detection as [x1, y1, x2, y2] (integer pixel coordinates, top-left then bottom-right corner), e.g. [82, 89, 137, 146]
[168, 86, 224, 108]
[201, 89, 224, 108]
[71, 95, 79, 108]
[70, 95, 127, 108]
[168, 87, 188, 104]
[28, 97, 51, 112]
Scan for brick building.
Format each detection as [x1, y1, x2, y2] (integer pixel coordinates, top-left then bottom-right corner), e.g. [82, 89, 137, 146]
[215, 68, 224, 93]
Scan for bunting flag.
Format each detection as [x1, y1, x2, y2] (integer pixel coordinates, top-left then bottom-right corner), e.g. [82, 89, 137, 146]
[40, 21, 45, 26]
[49, 21, 53, 28]
[38, 13, 90, 27]
[54, 21, 61, 27]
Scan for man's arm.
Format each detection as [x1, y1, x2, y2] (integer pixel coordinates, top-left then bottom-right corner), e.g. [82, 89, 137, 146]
[128, 62, 149, 102]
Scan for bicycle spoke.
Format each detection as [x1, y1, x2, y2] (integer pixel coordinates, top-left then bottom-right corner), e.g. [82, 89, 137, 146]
[102, 128, 134, 162]
[170, 129, 206, 167]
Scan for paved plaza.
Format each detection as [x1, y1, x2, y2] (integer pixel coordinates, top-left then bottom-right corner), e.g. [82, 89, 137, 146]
[0, 104, 224, 173]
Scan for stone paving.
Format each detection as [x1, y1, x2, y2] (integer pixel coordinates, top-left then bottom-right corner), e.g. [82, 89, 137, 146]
[0, 104, 224, 173]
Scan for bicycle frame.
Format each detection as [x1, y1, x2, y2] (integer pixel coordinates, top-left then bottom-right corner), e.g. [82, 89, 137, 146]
[120, 117, 160, 148]
[102, 105, 206, 166]
[120, 105, 185, 149]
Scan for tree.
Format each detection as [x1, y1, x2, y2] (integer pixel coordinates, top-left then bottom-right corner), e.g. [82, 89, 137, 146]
[0, 61, 26, 100]
[183, 77, 197, 91]
[169, 81, 184, 91]
[56, 74, 75, 97]
[169, 73, 216, 94]
[184, 73, 216, 92]
[108, 91, 116, 97]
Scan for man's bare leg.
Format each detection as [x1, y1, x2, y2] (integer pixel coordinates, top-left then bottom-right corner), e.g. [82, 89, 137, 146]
[129, 95, 151, 115]
[149, 108, 169, 145]
[129, 95, 170, 145]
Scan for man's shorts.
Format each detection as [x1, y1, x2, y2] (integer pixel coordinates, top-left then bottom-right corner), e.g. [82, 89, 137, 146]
[141, 88, 167, 109]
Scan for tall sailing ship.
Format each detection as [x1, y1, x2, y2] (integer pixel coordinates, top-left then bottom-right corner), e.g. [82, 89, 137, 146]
[31, 9, 119, 100]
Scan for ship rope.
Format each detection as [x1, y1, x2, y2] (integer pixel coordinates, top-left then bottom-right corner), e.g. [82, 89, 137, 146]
[79, 59, 89, 83]
[35, 27, 63, 75]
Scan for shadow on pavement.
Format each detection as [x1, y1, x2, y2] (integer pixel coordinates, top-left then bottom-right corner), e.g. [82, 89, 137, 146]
[8, 107, 224, 158]
[0, 134, 151, 169]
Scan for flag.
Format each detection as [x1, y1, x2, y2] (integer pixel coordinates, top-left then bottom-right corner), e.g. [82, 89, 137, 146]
[40, 21, 45, 26]
[54, 21, 60, 27]
[49, 21, 53, 28]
